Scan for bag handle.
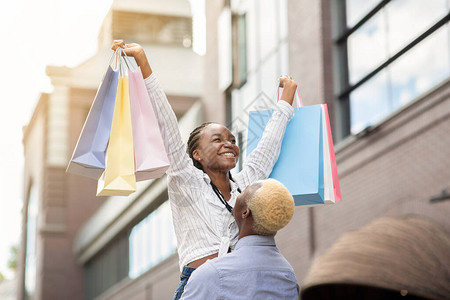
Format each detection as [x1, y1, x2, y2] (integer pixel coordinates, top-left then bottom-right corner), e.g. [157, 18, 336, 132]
[277, 80, 303, 107]
[109, 47, 121, 70]
[109, 48, 137, 76]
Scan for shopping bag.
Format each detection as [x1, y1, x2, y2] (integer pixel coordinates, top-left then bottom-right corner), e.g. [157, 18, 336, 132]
[129, 67, 169, 181]
[97, 75, 136, 196]
[66, 66, 119, 179]
[321, 104, 335, 204]
[323, 104, 341, 202]
[247, 104, 325, 205]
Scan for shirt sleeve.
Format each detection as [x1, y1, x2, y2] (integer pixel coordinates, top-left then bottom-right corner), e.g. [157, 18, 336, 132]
[144, 74, 203, 182]
[234, 100, 294, 188]
[180, 262, 221, 299]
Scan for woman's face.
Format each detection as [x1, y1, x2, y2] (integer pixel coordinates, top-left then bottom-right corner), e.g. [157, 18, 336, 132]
[193, 124, 239, 173]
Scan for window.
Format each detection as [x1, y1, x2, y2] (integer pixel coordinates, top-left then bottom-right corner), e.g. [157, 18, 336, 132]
[128, 201, 177, 279]
[85, 232, 129, 300]
[334, 0, 450, 137]
[218, 7, 233, 91]
[24, 186, 38, 300]
[232, 12, 248, 88]
[84, 201, 176, 299]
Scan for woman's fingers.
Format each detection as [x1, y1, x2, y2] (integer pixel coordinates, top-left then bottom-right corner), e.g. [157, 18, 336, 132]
[109, 40, 152, 77]
[111, 41, 144, 57]
[111, 40, 125, 51]
[279, 75, 296, 88]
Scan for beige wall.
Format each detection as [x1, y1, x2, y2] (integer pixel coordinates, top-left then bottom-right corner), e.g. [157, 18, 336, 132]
[19, 94, 47, 300]
[20, 87, 108, 299]
[95, 254, 179, 300]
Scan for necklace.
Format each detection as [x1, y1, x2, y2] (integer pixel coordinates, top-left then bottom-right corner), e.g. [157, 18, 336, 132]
[210, 173, 242, 213]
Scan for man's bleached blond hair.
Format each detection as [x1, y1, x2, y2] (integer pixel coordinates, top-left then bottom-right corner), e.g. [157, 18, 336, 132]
[246, 179, 295, 236]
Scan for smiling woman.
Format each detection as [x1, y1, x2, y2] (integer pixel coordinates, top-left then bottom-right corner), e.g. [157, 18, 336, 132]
[191, 123, 239, 173]
[112, 39, 297, 299]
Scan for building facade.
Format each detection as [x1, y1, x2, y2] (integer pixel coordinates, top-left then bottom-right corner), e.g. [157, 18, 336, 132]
[19, 0, 450, 299]
[18, 0, 203, 299]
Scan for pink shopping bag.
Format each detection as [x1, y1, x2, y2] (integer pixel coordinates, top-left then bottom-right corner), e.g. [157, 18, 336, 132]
[323, 104, 341, 202]
[129, 67, 170, 181]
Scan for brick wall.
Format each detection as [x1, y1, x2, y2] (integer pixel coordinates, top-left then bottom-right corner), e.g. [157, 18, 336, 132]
[276, 80, 450, 284]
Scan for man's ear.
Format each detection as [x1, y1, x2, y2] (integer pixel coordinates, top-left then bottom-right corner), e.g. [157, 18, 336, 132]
[242, 207, 251, 219]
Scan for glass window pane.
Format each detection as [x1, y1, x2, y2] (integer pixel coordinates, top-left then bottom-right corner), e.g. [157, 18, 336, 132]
[246, 2, 257, 72]
[386, 0, 449, 56]
[233, 13, 248, 86]
[279, 0, 288, 40]
[346, 0, 381, 27]
[260, 53, 278, 98]
[128, 201, 177, 279]
[350, 70, 390, 134]
[129, 226, 138, 278]
[259, 0, 278, 58]
[218, 7, 233, 91]
[149, 214, 157, 266]
[389, 24, 450, 109]
[142, 217, 150, 270]
[25, 186, 38, 298]
[347, 11, 388, 84]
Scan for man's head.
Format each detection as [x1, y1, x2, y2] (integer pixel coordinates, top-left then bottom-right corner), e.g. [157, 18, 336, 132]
[233, 179, 295, 237]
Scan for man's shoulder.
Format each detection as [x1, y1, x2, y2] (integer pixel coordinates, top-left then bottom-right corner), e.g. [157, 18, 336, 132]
[181, 260, 221, 299]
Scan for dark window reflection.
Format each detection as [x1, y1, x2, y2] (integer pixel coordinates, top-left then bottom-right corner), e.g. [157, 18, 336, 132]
[350, 24, 450, 134]
[344, 0, 450, 134]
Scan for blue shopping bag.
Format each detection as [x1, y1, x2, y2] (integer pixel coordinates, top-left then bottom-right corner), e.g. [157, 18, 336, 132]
[66, 66, 119, 179]
[247, 105, 324, 205]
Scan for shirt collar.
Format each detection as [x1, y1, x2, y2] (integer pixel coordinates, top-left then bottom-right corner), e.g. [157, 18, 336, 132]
[235, 235, 276, 250]
[202, 172, 211, 184]
[203, 173, 240, 193]
[230, 179, 239, 193]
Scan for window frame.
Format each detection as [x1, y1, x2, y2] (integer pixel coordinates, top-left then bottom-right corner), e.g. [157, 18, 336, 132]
[333, 0, 450, 139]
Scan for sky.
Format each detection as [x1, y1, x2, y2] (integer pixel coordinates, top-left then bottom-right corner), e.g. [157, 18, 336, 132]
[0, 0, 113, 279]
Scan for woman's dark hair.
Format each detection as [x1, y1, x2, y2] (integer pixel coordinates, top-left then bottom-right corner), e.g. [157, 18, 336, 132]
[187, 122, 215, 170]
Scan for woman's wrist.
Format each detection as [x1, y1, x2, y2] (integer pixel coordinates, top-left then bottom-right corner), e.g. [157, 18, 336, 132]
[134, 50, 152, 78]
[280, 83, 297, 105]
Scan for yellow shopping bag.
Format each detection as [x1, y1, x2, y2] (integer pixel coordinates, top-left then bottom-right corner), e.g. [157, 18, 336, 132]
[97, 75, 136, 196]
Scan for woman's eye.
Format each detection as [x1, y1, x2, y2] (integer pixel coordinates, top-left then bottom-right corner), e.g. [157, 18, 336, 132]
[213, 138, 221, 142]
[231, 140, 236, 144]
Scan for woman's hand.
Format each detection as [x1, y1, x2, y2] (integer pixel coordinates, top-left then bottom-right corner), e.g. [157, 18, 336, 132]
[112, 40, 152, 78]
[278, 75, 297, 106]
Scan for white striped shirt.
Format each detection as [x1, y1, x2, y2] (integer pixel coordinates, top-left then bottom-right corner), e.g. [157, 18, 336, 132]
[144, 74, 293, 271]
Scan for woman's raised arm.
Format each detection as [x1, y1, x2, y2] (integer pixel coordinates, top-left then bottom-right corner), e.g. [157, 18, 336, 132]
[234, 76, 297, 188]
[112, 40, 198, 177]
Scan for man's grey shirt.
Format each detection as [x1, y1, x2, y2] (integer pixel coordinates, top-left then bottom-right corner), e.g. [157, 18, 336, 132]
[181, 235, 299, 299]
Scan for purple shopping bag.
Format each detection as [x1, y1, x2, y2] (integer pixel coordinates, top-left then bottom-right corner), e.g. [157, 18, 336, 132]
[66, 66, 119, 179]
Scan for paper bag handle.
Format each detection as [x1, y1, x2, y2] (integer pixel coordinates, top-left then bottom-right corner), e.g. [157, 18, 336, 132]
[277, 85, 304, 107]
[109, 47, 137, 76]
